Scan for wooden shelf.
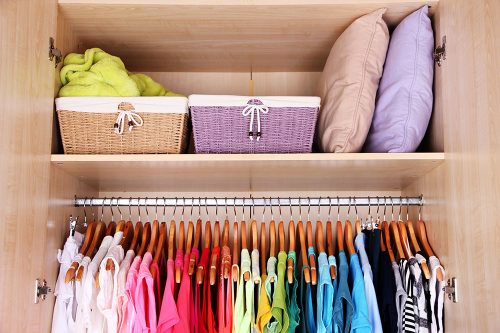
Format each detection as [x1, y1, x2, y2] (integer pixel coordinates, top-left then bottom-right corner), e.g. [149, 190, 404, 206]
[58, 0, 438, 72]
[51, 153, 445, 192]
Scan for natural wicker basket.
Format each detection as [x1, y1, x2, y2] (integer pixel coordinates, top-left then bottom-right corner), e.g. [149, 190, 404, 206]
[56, 97, 189, 154]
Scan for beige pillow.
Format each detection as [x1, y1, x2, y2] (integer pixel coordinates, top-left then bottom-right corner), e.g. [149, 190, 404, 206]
[316, 8, 389, 153]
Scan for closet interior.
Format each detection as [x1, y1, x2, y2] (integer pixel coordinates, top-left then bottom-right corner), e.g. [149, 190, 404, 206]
[1, 0, 499, 332]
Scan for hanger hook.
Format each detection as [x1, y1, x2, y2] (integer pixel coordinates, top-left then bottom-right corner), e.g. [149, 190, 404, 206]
[317, 196, 322, 220]
[128, 197, 132, 221]
[116, 197, 123, 220]
[90, 197, 95, 221]
[406, 196, 410, 221]
[250, 196, 254, 220]
[214, 197, 218, 221]
[287, 197, 291, 221]
[419, 195, 423, 220]
[298, 198, 302, 221]
[163, 197, 167, 221]
[262, 197, 267, 222]
[376, 196, 380, 217]
[83, 197, 87, 225]
[307, 197, 311, 221]
[398, 196, 402, 220]
[101, 197, 105, 222]
[173, 197, 178, 220]
[233, 197, 237, 222]
[137, 197, 141, 222]
[190, 197, 195, 221]
[337, 196, 340, 221]
[383, 196, 387, 221]
[155, 197, 159, 220]
[205, 197, 209, 218]
[198, 197, 202, 220]
[145, 198, 150, 221]
[327, 196, 332, 221]
[347, 196, 351, 220]
[181, 197, 185, 221]
[225, 197, 228, 220]
[367, 196, 371, 218]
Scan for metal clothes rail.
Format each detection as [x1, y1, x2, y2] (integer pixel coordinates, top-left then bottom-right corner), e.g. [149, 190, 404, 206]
[74, 196, 424, 208]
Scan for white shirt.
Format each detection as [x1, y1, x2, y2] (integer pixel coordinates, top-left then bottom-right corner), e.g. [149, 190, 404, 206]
[75, 256, 91, 333]
[51, 232, 84, 333]
[97, 232, 125, 333]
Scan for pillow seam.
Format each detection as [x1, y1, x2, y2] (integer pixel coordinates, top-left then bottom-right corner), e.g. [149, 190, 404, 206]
[399, 8, 424, 152]
[342, 13, 380, 152]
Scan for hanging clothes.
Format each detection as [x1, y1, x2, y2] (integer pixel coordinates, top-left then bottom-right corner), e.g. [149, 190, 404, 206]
[134, 252, 158, 332]
[251, 249, 261, 333]
[122, 255, 142, 332]
[316, 252, 334, 333]
[409, 255, 430, 333]
[271, 251, 289, 333]
[75, 255, 92, 333]
[332, 251, 354, 333]
[354, 233, 382, 333]
[234, 249, 253, 333]
[400, 259, 417, 333]
[428, 257, 445, 333]
[157, 258, 180, 333]
[173, 249, 192, 333]
[378, 251, 398, 333]
[190, 247, 200, 333]
[260, 255, 277, 333]
[349, 252, 372, 333]
[208, 246, 220, 333]
[219, 245, 233, 333]
[304, 247, 316, 333]
[256, 268, 271, 333]
[196, 247, 211, 333]
[285, 251, 300, 333]
[51, 232, 84, 333]
[116, 249, 135, 333]
[392, 260, 407, 333]
[297, 256, 308, 333]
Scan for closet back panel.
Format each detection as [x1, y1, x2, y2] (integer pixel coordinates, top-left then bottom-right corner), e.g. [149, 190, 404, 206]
[403, 0, 500, 331]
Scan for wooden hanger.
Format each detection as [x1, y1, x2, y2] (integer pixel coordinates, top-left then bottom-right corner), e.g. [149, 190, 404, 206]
[168, 220, 175, 260]
[326, 221, 336, 279]
[397, 221, 412, 259]
[390, 221, 404, 261]
[210, 221, 220, 285]
[336, 220, 344, 253]
[287, 221, 295, 284]
[137, 222, 151, 257]
[175, 221, 184, 283]
[306, 220, 317, 285]
[241, 220, 250, 282]
[131, 222, 143, 253]
[251, 219, 259, 284]
[186, 221, 194, 253]
[269, 220, 276, 282]
[147, 219, 160, 256]
[151, 222, 166, 278]
[75, 221, 106, 282]
[65, 220, 96, 283]
[297, 221, 310, 284]
[260, 222, 266, 275]
[344, 220, 355, 257]
[355, 218, 362, 235]
[316, 220, 325, 253]
[222, 220, 230, 279]
[189, 219, 202, 275]
[196, 221, 211, 284]
[106, 221, 116, 236]
[278, 221, 285, 252]
[417, 218, 444, 281]
[406, 218, 431, 279]
[120, 221, 134, 251]
[105, 219, 129, 271]
[382, 221, 395, 262]
[232, 221, 239, 282]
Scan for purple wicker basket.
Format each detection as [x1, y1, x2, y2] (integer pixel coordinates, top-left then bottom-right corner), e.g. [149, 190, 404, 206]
[189, 95, 320, 153]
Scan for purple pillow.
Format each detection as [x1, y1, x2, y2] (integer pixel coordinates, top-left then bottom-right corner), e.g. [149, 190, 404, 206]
[364, 6, 434, 153]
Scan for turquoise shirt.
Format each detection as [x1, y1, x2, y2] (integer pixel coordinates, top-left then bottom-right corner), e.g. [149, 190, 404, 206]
[349, 253, 371, 333]
[317, 252, 335, 333]
[285, 251, 300, 333]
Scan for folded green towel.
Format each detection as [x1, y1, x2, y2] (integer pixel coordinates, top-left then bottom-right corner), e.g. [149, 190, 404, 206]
[58, 48, 180, 97]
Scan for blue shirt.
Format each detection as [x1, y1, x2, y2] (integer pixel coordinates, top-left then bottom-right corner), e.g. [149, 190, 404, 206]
[333, 251, 353, 333]
[317, 252, 335, 333]
[305, 247, 317, 333]
[355, 233, 382, 333]
[349, 253, 371, 333]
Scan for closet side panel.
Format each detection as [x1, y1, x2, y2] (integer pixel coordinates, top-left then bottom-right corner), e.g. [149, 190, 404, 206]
[403, 0, 500, 331]
[0, 0, 58, 331]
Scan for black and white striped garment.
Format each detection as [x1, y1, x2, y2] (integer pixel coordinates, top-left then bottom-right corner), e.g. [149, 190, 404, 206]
[400, 259, 417, 333]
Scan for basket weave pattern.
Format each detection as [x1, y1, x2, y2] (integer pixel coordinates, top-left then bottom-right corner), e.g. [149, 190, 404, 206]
[57, 110, 188, 154]
[191, 105, 318, 153]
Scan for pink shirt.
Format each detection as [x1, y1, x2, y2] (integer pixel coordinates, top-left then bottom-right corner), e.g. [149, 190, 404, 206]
[134, 252, 157, 333]
[207, 246, 220, 333]
[218, 246, 232, 333]
[157, 259, 179, 333]
[123, 256, 142, 333]
[117, 249, 135, 333]
[196, 248, 211, 333]
[190, 247, 199, 332]
[173, 250, 192, 333]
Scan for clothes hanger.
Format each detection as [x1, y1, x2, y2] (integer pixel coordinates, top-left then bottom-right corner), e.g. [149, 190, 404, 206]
[130, 199, 143, 253]
[297, 218, 310, 284]
[197, 217, 211, 284]
[137, 199, 152, 257]
[190, 199, 202, 275]
[146, 198, 161, 257]
[326, 197, 336, 279]
[241, 207, 250, 281]
[176, 218, 185, 284]
[316, 220, 325, 253]
[222, 216, 230, 279]
[416, 206, 444, 281]
[379, 198, 387, 252]
[104, 197, 117, 236]
[65, 198, 95, 283]
[306, 199, 317, 285]
[260, 221, 267, 276]
[269, 219, 276, 282]
[278, 221, 285, 252]
[336, 198, 344, 254]
[396, 199, 412, 260]
[232, 199, 240, 283]
[210, 218, 220, 285]
[344, 197, 355, 257]
[76, 199, 107, 281]
[287, 199, 295, 284]
[105, 198, 128, 270]
[251, 206, 259, 283]
[402, 198, 431, 278]
[355, 197, 363, 235]
[151, 222, 166, 278]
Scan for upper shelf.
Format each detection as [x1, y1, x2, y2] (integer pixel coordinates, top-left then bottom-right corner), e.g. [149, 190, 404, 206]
[51, 153, 445, 192]
[58, 0, 438, 72]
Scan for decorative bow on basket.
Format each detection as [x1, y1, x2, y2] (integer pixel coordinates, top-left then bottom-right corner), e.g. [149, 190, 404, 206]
[114, 102, 144, 135]
[241, 99, 269, 141]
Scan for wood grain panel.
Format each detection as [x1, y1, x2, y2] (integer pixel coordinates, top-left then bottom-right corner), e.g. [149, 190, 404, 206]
[403, 0, 500, 331]
[51, 153, 444, 192]
[0, 0, 58, 331]
[58, 1, 438, 72]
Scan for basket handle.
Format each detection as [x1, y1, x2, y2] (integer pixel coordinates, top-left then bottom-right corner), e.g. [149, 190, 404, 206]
[114, 102, 144, 135]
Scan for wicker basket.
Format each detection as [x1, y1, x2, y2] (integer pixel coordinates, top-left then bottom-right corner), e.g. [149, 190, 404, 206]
[189, 95, 320, 153]
[56, 97, 188, 154]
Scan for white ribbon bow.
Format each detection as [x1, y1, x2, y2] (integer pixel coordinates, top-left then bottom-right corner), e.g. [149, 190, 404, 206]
[114, 102, 144, 135]
[241, 100, 269, 141]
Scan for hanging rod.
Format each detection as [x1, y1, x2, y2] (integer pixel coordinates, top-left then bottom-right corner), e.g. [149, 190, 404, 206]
[74, 196, 423, 207]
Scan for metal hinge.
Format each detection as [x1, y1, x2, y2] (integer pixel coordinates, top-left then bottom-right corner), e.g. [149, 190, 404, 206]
[444, 277, 458, 303]
[434, 36, 446, 67]
[49, 37, 62, 68]
[34, 278, 52, 304]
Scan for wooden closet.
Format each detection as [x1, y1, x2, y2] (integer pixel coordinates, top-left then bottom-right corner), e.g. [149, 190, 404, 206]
[0, 0, 498, 332]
